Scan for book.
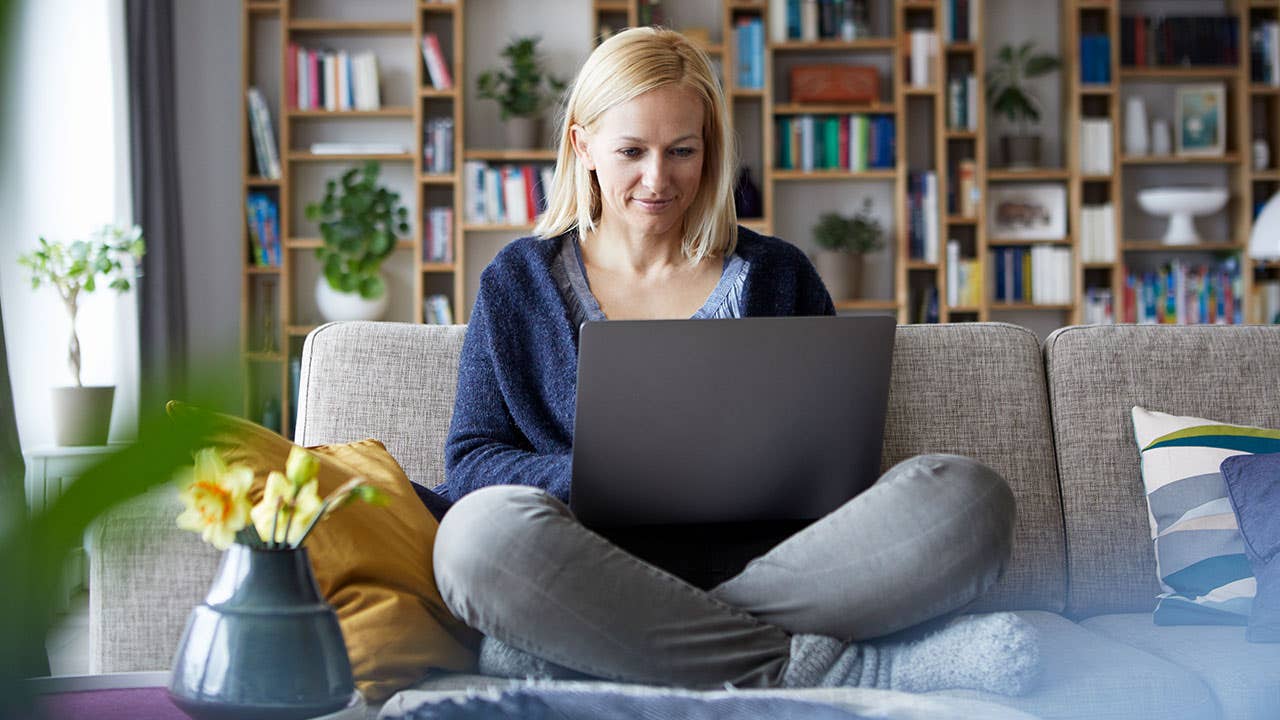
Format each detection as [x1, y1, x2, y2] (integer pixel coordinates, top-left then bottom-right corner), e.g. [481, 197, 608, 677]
[421, 33, 454, 90]
[246, 88, 281, 179]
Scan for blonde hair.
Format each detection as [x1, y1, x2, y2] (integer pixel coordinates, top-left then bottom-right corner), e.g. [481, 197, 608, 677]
[533, 27, 737, 262]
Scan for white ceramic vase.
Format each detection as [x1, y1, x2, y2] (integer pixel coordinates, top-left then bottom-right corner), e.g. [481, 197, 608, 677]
[315, 274, 389, 322]
[1125, 97, 1149, 156]
[1151, 120, 1172, 156]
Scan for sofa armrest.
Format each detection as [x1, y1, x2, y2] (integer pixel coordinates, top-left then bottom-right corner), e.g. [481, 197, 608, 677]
[87, 488, 221, 674]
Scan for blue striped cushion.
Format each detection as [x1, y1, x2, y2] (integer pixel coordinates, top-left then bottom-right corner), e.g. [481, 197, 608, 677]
[1132, 407, 1280, 625]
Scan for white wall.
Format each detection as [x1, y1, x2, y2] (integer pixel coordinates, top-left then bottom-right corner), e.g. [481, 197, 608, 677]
[0, 0, 138, 450]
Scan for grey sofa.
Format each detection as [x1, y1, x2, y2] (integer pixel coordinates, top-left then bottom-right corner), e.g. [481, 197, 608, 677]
[89, 321, 1280, 719]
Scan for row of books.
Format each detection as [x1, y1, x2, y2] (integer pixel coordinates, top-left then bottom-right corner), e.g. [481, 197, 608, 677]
[423, 207, 454, 263]
[908, 31, 939, 88]
[734, 17, 765, 90]
[940, 0, 975, 44]
[421, 33, 454, 90]
[287, 45, 381, 111]
[245, 192, 281, 267]
[946, 241, 982, 308]
[992, 246, 1073, 305]
[247, 88, 281, 179]
[949, 159, 978, 218]
[423, 117, 455, 174]
[1250, 22, 1280, 86]
[1123, 260, 1243, 325]
[775, 115, 895, 171]
[1082, 288, 1114, 325]
[463, 162, 554, 226]
[1119, 16, 1240, 68]
[1079, 119, 1113, 175]
[424, 294, 455, 325]
[1079, 203, 1117, 264]
[908, 171, 940, 263]
[1078, 34, 1112, 85]
[909, 286, 940, 324]
[946, 74, 978, 131]
[773, 0, 872, 43]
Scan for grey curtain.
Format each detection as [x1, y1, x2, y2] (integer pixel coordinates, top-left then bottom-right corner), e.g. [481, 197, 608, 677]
[127, 0, 187, 417]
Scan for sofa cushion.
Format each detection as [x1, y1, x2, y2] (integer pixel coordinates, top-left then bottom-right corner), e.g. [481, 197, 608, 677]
[1080, 613, 1280, 720]
[1042, 325, 1280, 618]
[1221, 452, 1280, 642]
[886, 324, 1066, 613]
[1131, 407, 1280, 625]
[934, 611, 1216, 720]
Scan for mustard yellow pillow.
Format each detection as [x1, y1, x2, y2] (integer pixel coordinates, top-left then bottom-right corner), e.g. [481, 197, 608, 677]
[167, 402, 479, 702]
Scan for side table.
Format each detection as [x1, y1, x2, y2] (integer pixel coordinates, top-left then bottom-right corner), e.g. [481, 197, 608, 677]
[22, 444, 127, 611]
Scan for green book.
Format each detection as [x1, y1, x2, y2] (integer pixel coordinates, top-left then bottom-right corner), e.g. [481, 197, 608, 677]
[778, 117, 791, 170]
[823, 116, 839, 169]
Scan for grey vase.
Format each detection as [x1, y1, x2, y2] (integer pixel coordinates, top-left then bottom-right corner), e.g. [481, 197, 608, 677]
[168, 545, 354, 720]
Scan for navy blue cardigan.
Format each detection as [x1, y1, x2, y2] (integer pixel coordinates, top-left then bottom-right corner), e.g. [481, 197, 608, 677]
[425, 228, 834, 518]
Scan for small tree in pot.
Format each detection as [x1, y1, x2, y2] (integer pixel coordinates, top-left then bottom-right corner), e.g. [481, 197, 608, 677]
[18, 224, 145, 445]
[986, 42, 1061, 168]
[811, 198, 885, 302]
[305, 161, 409, 322]
[478, 36, 567, 149]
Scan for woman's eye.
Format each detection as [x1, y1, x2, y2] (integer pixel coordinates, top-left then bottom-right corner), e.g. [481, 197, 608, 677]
[671, 147, 696, 158]
[618, 148, 642, 158]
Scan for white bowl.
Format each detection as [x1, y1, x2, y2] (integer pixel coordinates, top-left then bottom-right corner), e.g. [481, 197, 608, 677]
[1137, 187, 1229, 245]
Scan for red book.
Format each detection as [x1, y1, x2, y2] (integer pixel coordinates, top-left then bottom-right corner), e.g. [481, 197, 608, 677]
[838, 116, 850, 170]
[521, 165, 537, 223]
[286, 43, 298, 109]
[421, 33, 453, 89]
[309, 50, 321, 110]
[1134, 16, 1145, 68]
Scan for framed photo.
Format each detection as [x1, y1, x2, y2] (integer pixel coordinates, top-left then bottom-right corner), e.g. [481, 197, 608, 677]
[1175, 83, 1226, 157]
[988, 183, 1067, 241]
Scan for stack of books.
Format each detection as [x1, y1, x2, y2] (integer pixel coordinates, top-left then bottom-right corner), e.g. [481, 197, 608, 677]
[1079, 34, 1112, 84]
[423, 117, 455, 174]
[287, 45, 381, 110]
[424, 294, 454, 325]
[421, 33, 454, 90]
[774, 0, 872, 42]
[734, 17, 765, 89]
[775, 115, 895, 171]
[423, 207, 454, 263]
[246, 88, 281, 179]
[1120, 15, 1240, 67]
[1079, 204, 1117, 263]
[1124, 259, 1243, 324]
[1083, 288, 1114, 324]
[463, 163, 554, 226]
[1079, 119, 1112, 173]
[245, 192, 281, 267]
[946, 73, 978, 131]
[992, 246, 1072, 305]
[908, 171, 940, 263]
[946, 241, 982, 308]
[1251, 22, 1280, 86]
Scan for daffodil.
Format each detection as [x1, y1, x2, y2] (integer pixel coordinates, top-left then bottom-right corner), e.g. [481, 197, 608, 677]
[251, 471, 323, 547]
[175, 448, 254, 550]
[285, 446, 320, 487]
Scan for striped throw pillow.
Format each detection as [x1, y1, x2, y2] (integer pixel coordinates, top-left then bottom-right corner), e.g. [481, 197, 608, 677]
[1132, 406, 1280, 625]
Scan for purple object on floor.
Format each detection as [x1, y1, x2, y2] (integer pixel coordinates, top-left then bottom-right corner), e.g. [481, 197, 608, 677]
[34, 687, 191, 720]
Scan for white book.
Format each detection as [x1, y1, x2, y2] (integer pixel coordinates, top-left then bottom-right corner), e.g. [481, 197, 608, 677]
[769, 0, 787, 43]
[321, 54, 333, 112]
[463, 162, 486, 223]
[947, 240, 960, 307]
[336, 50, 350, 111]
[246, 88, 281, 178]
[484, 167, 503, 223]
[849, 115, 865, 171]
[910, 31, 935, 88]
[309, 142, 405, 155]
[801, 0, 818, 42]
[923, 172, 939, 263]
[502, 166, 528, 225]
[297, 47, 309, 109]
[800, 115, 814, 172]
[1270, 24, 1280, 87]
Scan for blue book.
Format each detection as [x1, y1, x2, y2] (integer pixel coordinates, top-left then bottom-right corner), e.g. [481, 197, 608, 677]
[994, 249, 1005, 301]
[1012, 248, 1024, 301]
[787, 0, 800, 40]
[1097, 36, 1110, 83]
[752, 19, 764, 88]
[777, 117, 791, 169]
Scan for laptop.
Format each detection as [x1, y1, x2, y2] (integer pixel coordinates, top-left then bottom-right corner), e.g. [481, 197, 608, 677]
[569, 315, 896, 589]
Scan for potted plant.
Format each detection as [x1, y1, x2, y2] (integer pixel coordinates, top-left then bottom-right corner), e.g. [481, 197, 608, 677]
[18, 224, 145, 446]
[305, 161, 409, 322]
[811, 199, 885, 301]
[477, 36, 567, 149]
[986, 42, 1061, 168]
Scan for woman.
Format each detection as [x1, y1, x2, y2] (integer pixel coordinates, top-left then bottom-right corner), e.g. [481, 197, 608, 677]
[431, 27, 1038, 694]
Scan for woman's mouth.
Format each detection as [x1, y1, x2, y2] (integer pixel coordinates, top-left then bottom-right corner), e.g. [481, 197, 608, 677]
[633, 197, 673, 212]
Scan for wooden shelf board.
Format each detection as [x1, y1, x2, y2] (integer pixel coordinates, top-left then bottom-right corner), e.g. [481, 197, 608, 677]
[288, 152, 415, 161]
[770, 39, 897, 52]
[1251, 170, 1280, 180]
[420, 174, 457, 184]
[463, 223, 537, 232]
[420, 2, 456, 13]
[1082, 262, 1116, 269]
[774, 102, 894, 114]
[1121, 153, 1240, 165]
[244, 352, 284, 363]
[287, 20, 414, 33]
[245, 266, 281, 275]
[1077, 0, 1115, 7]
[947, 306, 981, 313]
[772, 169, 896, 181]
[419, 88, 458, 98]
[1251, 85, 1280, 95]
[989, 238, 1072, 246]
[904, 86, 939, 95]
[1123, 241, 1243, 252]
[465, 149, 557, 162]
[990, 303, 1074, 311]
[593, 0, 629, 10]
[945, 129, 978, 138]
[1081, 174, 1113, 182]
[946, 42, 977, 53]
[1079, 84, 1117, 95]
[907, 261, 938, 270]
[987, 168, 1070, 181]
[287, 238, 415, 250]
[246, 176, 280, 186]
[835, 299, 898, 310]
[288, 108, 414, 118]
[421, 262, 456, 272]
[1119, 66, 1238, 80]
[733, 88, 767, 98]
[946, 216, 978, 224]
[287, 325, 320, 336]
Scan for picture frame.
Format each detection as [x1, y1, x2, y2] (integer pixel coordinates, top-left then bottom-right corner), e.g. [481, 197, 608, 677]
[1175, 83, 1226, 157]
[987, 183, 1067, 240]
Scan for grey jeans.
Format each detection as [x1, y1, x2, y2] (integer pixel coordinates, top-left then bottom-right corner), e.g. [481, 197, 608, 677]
[433, 453, 1015, 688]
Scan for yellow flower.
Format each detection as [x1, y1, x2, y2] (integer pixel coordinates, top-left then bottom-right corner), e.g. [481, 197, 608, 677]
[175, 448, 254, 550]
[285, 446, 320, 487]
[251, 471, 323, 546]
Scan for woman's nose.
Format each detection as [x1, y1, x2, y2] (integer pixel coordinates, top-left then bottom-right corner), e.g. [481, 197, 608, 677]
[640, 156, 668, 192]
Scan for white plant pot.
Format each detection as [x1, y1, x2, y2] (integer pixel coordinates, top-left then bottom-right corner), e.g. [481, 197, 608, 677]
[315, 274, 389, 322]
[52, 385, 115, 446]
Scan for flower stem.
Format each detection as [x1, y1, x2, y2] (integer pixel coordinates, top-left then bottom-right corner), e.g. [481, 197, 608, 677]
[269, 500, 282, 550]
[294, 497, 335, 548]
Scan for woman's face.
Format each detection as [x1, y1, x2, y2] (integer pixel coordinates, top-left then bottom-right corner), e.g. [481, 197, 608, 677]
[572, 84, 706, 242]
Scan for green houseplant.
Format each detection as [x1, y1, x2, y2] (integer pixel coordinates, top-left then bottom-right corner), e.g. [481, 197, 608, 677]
[986, 42, 1061, 168]
[811, 199, 885, 302]
[304, 161, 409, 322]
[18, 224, 145, 445]
[477, 36, 566, 149]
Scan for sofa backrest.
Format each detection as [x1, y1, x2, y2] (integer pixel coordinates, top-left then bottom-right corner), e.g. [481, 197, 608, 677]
[1043, 324, 1280, 618]
[884, 324, 1066, 613]
[297, 320, 1067, 613]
